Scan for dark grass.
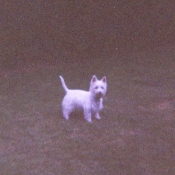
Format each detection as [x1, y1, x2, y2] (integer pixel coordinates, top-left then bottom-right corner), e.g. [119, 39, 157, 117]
[0, 47, 175, 175]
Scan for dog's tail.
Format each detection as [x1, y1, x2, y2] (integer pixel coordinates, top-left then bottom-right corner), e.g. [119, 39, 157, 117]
[59, 75, 69, 93]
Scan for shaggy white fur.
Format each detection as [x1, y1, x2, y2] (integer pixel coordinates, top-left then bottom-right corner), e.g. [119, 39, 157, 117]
[59, 75, 107, 122]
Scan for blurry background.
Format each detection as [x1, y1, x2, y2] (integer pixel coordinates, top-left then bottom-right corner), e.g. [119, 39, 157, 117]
[1, 0, 175, 69]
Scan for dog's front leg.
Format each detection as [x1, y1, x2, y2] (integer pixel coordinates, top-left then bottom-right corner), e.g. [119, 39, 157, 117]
[95, 112, 101, 120]
[84, 109, 92, 123]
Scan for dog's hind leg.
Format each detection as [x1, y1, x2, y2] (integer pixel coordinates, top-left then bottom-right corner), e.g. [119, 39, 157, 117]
[62, 109, 70, 120]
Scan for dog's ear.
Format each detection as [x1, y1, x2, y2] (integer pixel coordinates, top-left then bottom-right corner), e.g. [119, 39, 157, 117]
[101, 76, 106, 83]
[91, 75, 97, 82]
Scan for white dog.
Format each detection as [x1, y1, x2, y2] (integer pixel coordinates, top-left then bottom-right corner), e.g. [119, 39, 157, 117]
[59, 75, 107, 122]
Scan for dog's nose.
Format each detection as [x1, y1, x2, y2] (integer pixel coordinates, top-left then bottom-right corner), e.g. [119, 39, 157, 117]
[98, 92, 102, 96]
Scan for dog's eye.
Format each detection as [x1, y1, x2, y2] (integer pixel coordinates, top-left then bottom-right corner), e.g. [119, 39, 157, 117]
[101, 86, 104, 89]
[95, 86, 98, 89]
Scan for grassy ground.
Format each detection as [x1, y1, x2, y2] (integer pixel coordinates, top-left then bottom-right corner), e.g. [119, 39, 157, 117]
[0, 47, 175, 175]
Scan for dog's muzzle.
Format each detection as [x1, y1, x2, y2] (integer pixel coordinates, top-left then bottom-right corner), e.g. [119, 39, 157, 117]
[96, 92, 103, 98]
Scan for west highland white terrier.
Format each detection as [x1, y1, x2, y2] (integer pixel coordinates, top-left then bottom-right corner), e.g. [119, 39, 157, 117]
[59, 75, 107, 122]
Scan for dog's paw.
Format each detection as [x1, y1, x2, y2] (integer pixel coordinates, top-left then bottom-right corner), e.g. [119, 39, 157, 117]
[95, 114, 101, 120]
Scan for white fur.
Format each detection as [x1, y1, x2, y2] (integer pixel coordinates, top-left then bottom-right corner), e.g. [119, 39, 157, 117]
[59, 75, 107, 122]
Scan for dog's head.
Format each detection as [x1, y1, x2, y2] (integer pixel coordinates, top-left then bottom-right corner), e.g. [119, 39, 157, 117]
[89, 75, 107, 99]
